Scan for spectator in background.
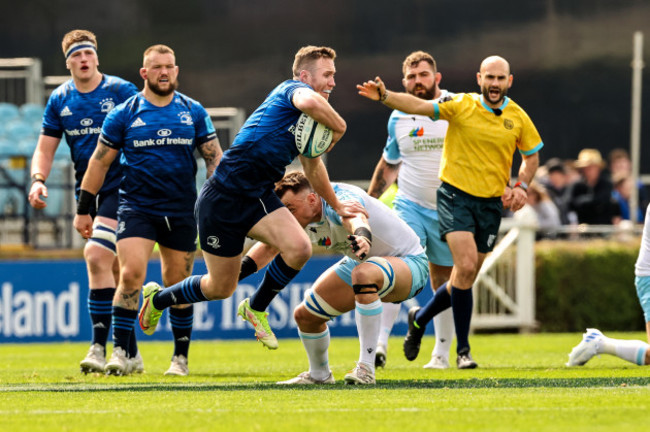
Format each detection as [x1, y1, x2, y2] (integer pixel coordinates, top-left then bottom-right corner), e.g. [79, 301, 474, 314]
[612, 172, 645, 223]
[514, 181, 561, 239]
[569, 149, 620, 225]
[608, 148, 648, 220]
[542, 157, 577, 226]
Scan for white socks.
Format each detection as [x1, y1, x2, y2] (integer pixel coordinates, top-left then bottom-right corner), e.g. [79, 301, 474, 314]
[299, 328, 331, 380]
[377, 302, 401, 347]
[355, 299, 383, 370]
[600, 336, 649, 366]
[432, 307, 455, 359]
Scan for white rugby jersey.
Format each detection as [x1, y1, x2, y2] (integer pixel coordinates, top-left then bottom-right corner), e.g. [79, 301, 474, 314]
[382, 89, 452, 210]
[306, 183, 424, 262]
[636, 205, 650, 276]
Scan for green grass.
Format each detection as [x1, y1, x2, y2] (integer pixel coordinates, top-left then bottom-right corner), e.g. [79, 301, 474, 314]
[1, 333, 649, 431]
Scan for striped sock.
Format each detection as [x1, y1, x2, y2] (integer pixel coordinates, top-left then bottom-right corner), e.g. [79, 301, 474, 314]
[88, 287, 115, 347]
[299, 328, 331, 380]
[170, 306, 193, 358]
[112, 307, 137, 351]
[415, 282, 451, 328]
[355, 299, 383, 370]
[153, 275, 207, 310]
[249, 255, 300, 312]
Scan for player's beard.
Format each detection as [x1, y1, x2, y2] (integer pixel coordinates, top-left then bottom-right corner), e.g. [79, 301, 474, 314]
[482, 85, 508, 106]
[409, 83, 436, 100]
[148, 77, 178, 96]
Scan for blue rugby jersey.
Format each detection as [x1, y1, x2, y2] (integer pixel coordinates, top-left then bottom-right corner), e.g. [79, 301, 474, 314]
[212, 80, 311, 196]
[41, 74, 138, 197]
[100, 92, 216, 217]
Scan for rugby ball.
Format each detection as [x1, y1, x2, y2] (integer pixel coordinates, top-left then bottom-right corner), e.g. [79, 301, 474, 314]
[295, 113, 333, 158]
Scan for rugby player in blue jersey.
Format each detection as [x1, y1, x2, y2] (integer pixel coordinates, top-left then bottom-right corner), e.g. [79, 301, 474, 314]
[28, 29, 140, 374]
[74, 44, 221, 376]
[138, 46, 363, 351]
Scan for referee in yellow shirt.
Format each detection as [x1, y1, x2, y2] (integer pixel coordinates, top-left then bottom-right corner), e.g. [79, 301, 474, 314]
[357, 56, 543, 368]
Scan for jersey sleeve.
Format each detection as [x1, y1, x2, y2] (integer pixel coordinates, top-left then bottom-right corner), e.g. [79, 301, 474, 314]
[192, 103, 217, 145]
[432, 93, 463, 121]
[119, 81, 139, 100]
[382, 112, 402, 164]
[517, 109, 544, 155]
[323, 186, 367, 226]
[40, 94, 63, 138]
[99, 105, 127, 150]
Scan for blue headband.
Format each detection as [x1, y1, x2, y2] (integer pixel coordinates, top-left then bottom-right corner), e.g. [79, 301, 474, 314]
[65, 41, 97, 59]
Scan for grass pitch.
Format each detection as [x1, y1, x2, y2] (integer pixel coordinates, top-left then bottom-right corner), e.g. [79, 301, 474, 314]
[1, 332, 649, 431]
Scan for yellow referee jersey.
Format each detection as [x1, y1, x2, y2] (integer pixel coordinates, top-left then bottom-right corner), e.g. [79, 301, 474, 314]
[432, 93, 543, 198]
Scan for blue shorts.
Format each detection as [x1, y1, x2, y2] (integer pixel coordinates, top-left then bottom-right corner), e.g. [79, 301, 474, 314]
[116, 208, 197, 252]
[635, 276, 650, 322]
[91, 188, 119, 220]
[437, 182, 503, 253]
[333, 253, 429, 301]
[196, 178, 284, 257]
[394, 195, 453, 267]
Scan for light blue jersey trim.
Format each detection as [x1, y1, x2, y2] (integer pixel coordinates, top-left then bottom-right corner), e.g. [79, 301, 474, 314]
[480, 95, 510, 113]
[521, 142, 544, 156]
[432, 101, 440, 121]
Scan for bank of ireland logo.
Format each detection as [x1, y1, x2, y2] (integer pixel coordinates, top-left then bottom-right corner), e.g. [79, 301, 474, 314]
[409, 127, 424, 137]
[157, 129, 172, 137]
[100, 98, 115, 113]
[207, 236, 221, 249]
[80, 118, 93, 127]
[503, 119, 514, 130]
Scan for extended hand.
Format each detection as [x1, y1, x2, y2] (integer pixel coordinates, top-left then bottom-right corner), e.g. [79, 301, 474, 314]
[347, 234, 371, 260]
[356, 77, 386, 101]
[28, 183, 48, 209]
[336, 200, 369, 219]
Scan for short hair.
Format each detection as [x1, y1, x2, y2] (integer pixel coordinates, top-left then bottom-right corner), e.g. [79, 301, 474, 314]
[292, 46, 336, 78]
[61, 29, 97, 57]
[143, 44, 175, 67]
[608, 148, 630, 165]
[402, 51, 436, 76]
[275, 171, 313, 199]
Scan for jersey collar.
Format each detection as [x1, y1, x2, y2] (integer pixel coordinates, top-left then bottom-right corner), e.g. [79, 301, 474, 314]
[480, 94, 509, 114]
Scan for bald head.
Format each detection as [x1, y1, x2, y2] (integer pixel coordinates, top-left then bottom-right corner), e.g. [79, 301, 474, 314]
[477, 55, 513, 108]
[480, 56, 510, 75]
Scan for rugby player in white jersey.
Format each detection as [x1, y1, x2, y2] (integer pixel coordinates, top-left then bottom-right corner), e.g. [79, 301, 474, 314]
[248, 171, 429, 385]
[367, 51, 455, 369]
[567, 203, 650, 367]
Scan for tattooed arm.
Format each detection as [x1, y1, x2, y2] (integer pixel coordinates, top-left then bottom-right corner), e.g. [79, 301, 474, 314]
[197, 138, 223, 178]
[367, 157, 401, 198]
[79, 141, 119, 195]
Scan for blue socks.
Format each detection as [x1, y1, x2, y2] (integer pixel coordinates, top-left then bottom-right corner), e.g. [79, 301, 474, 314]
[249, 255, 300, 312]
[414, 282, 451, 328]
[153, 275, 207, 310]
[451, 286, 473, 355]
[170, 306, 193, 358]
[112, 306, 137, 352]
[88, 287, 115, 347]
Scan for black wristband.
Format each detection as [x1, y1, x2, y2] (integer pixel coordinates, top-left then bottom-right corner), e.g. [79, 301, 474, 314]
[353, 227, 372, 244]
[239, 255, 258, 281]
[76, 189, 96, 215]
[31, 173, 45, 185]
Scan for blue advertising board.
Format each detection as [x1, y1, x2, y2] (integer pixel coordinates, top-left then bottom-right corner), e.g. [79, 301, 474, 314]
[0, 257, 433, 343]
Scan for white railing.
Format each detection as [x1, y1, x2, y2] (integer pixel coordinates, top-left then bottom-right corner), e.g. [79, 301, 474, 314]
[472, 217, 537, 331]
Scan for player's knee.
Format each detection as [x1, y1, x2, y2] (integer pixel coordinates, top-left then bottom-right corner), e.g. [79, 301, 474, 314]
[294, 304, 326, 328]
[284, 238, 312, 267]
[119, 266, 146, 288]
[351, 263, 382, 287]
[83, 244, 113, 274]
[201, 276, 237, 300]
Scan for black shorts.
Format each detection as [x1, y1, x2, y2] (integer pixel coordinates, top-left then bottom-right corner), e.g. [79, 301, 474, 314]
[196, 178, 284, 257]
[91, 189, 119, 220]
[116, 208, 197, 252]
[437, 182, 503, 253]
